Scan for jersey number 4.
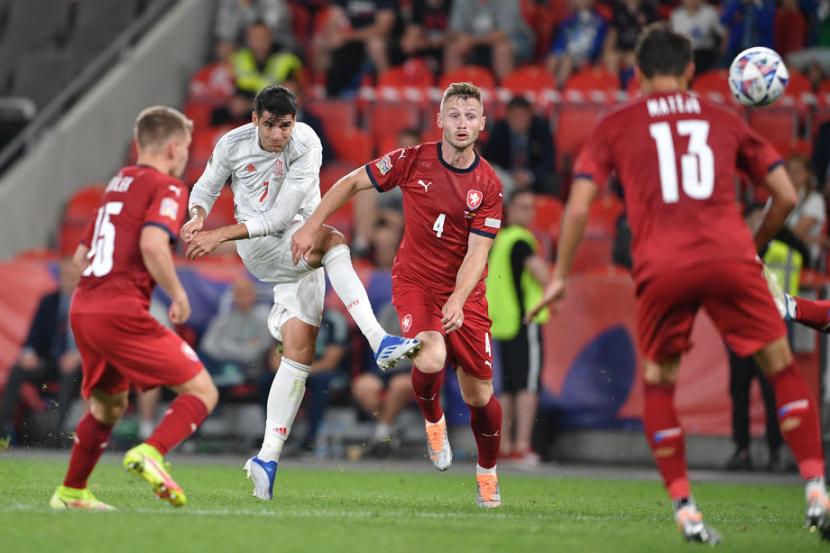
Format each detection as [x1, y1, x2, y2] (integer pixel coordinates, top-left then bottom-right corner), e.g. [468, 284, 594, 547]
[649, 120, 714, 203]
[84, 201, 123, 277]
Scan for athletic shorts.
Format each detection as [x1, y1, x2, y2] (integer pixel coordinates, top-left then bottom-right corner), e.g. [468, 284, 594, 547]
[71, 309, 204, 398]
[236, 220, 325, 341]
[498, 322, 544, 393]
[392, 279, 493, 380]
[636, 259, 786, 363]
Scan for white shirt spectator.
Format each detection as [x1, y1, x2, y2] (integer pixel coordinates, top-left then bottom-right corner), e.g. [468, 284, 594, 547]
[786, 189, 827, 262]
[670, 2, 724, 51]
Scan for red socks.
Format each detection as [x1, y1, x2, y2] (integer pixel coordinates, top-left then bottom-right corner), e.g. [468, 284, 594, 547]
[768, 363, 824, 479]
[63, 412, 114, 489]
[412, 367, 444, 423]
[793, 297, 830, 332]
[643, 383, 690, 501]
[469, 395, 503, 469]
[145, 394, 209, 455]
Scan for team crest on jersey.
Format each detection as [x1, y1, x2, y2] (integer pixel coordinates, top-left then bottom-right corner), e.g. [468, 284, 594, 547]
[401, 314, 412, 333]
[273, 159, 285, 178]
[466, 189, 483, 210]
[375, 154, 393, 175]
[160, 197, 179, 220]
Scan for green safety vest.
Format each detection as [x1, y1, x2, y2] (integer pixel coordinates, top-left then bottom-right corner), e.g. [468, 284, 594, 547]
[764, 239, 802, 296]
[231, 49, 302, 95]
[486, 225, 550, 340]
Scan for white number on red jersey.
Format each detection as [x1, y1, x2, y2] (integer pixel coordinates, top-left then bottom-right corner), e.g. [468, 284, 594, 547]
[649, 120, 714, 203]
[84, 201, 123, 277]
[432, 213, 446, 238]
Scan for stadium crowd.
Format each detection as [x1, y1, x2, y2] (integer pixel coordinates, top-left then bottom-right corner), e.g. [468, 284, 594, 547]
[3, 0, 830, 471]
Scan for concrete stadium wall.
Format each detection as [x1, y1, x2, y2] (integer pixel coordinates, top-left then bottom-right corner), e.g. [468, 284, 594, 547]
[0, 0, 216, 259]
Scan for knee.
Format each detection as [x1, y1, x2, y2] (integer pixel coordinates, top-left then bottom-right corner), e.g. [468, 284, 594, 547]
[321, 227, 346, 252]
[352, 375, 377, 397]
[413, 334, 446, 373]
[389, 374, 413, 396]
[460, 384, 493, 408]
[643, 359, 679, 386]
[90, 394, 128, 425]
[198, 381, 219, 413]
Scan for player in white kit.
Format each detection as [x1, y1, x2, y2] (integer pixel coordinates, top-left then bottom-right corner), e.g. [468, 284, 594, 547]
[182, 85, 420, 499]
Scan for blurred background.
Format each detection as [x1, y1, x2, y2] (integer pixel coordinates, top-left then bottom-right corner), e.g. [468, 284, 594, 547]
[0, 0, 829, 472]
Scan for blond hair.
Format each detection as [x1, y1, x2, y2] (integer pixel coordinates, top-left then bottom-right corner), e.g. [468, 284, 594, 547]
[133, 106, 193, 150]
[440, 82, 482, 112]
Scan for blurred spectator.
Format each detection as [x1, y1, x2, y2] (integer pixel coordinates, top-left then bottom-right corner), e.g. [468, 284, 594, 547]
[353, 303, 414, 458]
[314, 0, 396, 97]
[603, 0, 659, 87]
[483, 96, 556, 195]
[215, 0, 294, 61]
[546, 0, 608, 87]
[200, 278, 272, 387]
[265, 309, 350, 453]
[232, 20, 303, 96]
[444, 0, 534, 80]
[813, 121, 830, 189]
[784, 154, 825, 267]
[774, 0, 808, 56]
[0, 259, 82, 449]
[211, 87, 256, 128]
[283, 77, 334, 164]
[670, 0, 726, 74]
[352, 129, 416, 257]
[721, 0, 776, 60]
[401, 0, 451, 71]
[486, 190, 550, 467]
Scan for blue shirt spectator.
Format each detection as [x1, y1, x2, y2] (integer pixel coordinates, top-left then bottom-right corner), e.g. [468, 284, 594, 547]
[721, 0, 776, 58]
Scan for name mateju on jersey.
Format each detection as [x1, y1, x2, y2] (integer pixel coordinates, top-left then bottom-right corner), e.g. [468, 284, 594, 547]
[646, 94, 701, 118]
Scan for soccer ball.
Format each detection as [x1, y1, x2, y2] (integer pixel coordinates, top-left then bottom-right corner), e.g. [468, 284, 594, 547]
[728, 47, 789, 107]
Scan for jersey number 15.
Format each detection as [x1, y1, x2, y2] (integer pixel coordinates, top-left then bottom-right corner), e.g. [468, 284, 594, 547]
[84, 201, 123, 278]
[649, 120, 714, 204]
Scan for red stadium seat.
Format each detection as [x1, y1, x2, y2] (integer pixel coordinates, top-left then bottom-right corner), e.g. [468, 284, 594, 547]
[60, 184, 105, 256]
[748, 107, 798, 146]
[377, 59, 435, 103]
[184, 127, 226, 185]
[329, 127, 374, 166]
[564, 67, 620, 102]
[320, 162, 356, 195]
[306, 100, 358, 130]
[188, 62, 235, 103]
[571, 236, 613, 272]
[554, 103, 604, 169]
[184, 100, 216, 132]
[784, 69, 812, 100]
[365, 102, 421, 146]
[532, 195, 563, 234]
[439, 66, 496, 95]
[500, 66, 557, 110]
[587, 195, 624, 238]
[692, 69, 739, 107]
[203, 186, 236, 230]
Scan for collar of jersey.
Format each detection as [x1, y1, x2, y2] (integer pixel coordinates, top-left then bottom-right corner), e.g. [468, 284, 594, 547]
[436, 142, 479, 174]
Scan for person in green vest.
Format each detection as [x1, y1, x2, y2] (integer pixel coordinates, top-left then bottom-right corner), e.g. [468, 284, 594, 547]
[485, 190, 550, 466]
[232, 20, 303, 96]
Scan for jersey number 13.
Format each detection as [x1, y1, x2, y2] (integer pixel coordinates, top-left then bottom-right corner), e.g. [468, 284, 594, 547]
[649, 120, 714, 203]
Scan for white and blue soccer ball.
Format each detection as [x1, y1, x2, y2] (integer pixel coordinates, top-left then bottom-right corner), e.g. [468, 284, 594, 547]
[728, 46, 789, 107]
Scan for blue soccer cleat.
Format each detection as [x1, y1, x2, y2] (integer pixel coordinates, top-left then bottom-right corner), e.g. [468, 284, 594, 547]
[375, 335, 421, 371]
[244, 456, 278, 500]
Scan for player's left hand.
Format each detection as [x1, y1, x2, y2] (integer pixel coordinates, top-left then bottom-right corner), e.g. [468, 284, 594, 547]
[525, 277, 567, 323]
[185, 229, 223, 260]
[291, 223, 316, 265]
[441, 296, 465, 333]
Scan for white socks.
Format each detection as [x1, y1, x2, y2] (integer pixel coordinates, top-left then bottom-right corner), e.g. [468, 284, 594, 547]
[806, 477, 827, 501]
[322, 244, 386, 351]
[476, 464, 497, 475]
[373, 422, 391, 441]
[258, 357, 310, 462]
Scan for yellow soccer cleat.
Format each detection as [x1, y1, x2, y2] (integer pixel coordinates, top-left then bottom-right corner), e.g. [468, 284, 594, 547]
[49, 485, 115, 511]
[123, 443, 187, 507]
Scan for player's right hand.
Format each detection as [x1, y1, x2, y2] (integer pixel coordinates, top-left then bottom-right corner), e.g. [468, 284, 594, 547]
[524, 277, 567, 323]
[181, 214, 204, 242]
[169, 293, 191, 324]
[291, 223, 317, 265]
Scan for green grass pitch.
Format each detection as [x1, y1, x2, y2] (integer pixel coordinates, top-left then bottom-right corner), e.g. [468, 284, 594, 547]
[0, 456, 826, 552]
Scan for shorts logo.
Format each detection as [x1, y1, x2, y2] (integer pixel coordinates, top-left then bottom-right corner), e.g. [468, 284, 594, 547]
[160, 197, 179, 220]
[181, 342, 199, 362]
[375, 154, 393, 175]
[466, 189, 483, 210]
[401, 314, 412, 333]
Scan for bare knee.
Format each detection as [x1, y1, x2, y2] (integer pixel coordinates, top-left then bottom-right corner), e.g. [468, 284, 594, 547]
[458, 372, 493, 407]
[412, 332, 446, 373]
[90, 390, 129, 425]
[643, 358, 680, 386]
[388, 373, 413, 397]
[307, 227, 347, 267]
[754, 337, 793, 376]
[352, 374, 382, 411]
[173, 369, 219, 412]
[281, 319, 319, 365]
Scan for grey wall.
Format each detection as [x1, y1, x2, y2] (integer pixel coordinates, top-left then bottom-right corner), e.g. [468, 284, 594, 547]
[0, 0, 216, 259]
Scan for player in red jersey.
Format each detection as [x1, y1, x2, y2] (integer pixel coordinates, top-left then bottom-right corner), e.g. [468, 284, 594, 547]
[292, 83, 505, 508]
[49, 107, 218, 511]
[528, 25, 829, 543]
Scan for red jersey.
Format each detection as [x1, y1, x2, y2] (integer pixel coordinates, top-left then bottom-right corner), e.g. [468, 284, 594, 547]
[366, 142, 504, 294]
[574, 92, 782, 286]
[73, 165, 188, 312]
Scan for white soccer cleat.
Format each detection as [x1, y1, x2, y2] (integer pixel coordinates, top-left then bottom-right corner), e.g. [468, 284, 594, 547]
[674, 500, 722, 545]
[375, 335, 421, 371]
[424, 416, 452, 471]
[244, 456, 278, 500]
[805, 480, 830, 540]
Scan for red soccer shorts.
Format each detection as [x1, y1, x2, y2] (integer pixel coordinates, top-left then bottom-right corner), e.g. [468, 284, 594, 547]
[636, 259, 786, 363]
[71, 309, 204, 398]
[392, 279, 493, 380]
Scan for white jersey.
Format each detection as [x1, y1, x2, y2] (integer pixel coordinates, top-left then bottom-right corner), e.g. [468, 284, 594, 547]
[189, 121, 322, 239]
